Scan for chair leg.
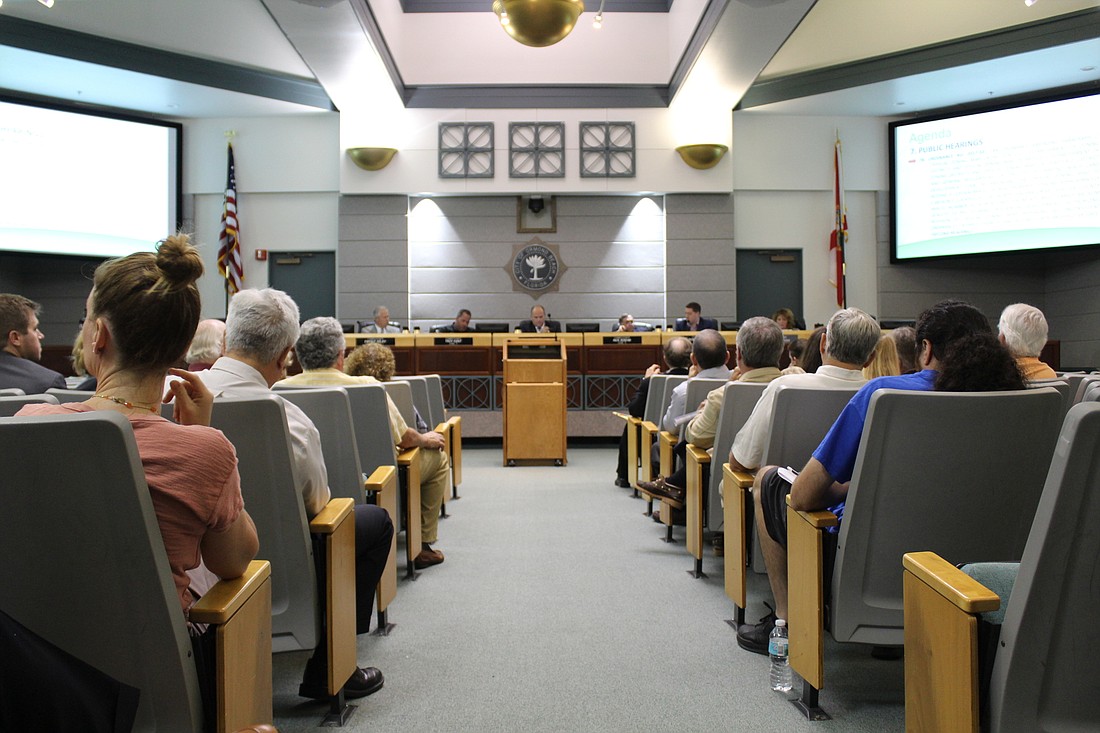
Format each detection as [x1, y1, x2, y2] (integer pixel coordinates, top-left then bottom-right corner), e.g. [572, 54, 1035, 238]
[688, 556, 707, 579]
[661, 523, 675, 543]
[321, 690, 356, 726]
[792, 679, 830, 721]
[373, 608, 394, 636]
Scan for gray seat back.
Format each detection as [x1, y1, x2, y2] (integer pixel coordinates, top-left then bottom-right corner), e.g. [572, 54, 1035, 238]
[423, 375, 446, 426]
[706, 381, 767, 530]
[0, 392, 59, 416]
[342, 384, 405, 527]
[277, 387, 364, 503]
[0, 387, 25, 396]
[760, 385, 861, 468]
[209, 395, 318, 653]
[0, 410, 203, 729]
[641, 375, 668, 424]
[381, 381, 416, 429]
[394, 375, 433, 428]
[832, 387, 1063, 646]
[1027, 378, 1073, 417]
[678, 378, 727, 436]
[1082, 381, 1100, 403]
[46, 388, 95, 404]
[990, 402, 1100, 732]
[1070, 374, 1100, 403]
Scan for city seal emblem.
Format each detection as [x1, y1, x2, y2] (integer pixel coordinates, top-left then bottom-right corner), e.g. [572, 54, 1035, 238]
[509, 237, 565, 294]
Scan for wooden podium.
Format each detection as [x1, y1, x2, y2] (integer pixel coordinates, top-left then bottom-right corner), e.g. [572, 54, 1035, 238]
[502, 338, 567, 466]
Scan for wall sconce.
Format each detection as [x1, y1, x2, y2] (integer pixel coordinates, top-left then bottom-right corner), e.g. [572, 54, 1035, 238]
[675, 144, 728, 170]
[347, 147, 398, 171]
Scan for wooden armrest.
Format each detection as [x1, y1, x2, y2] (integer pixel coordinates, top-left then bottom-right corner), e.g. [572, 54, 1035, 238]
[722, 463, 752, 607]
[434, 421, 450, 436]
[640, 420, 658, 434]
[189, 560, 272, 625]
[396, 445, 420, 466]
[309, 497, 354, 534]
[727, 466, 756, 489]
[686, 444, 711, 464]
[658, 430, 678, 448]
[903, 552, 1001, 614]
[612, 411, 630, 421]
[364, 465, 396, 494]
[787, 495, 839, 529]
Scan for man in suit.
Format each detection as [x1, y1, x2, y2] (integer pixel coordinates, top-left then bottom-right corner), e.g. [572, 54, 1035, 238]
[436, 308, 474, 333]
[517, 304, 561, 333]
[615, 337, 692, 487]
[0, 293, 66, 393]
[361, 306, 401, 334]
[674, 301, 719, 332]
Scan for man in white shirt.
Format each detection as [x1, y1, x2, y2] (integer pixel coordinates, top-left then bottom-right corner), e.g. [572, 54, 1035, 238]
[730, 308, 880, 471]
[197, 288, 393, 702]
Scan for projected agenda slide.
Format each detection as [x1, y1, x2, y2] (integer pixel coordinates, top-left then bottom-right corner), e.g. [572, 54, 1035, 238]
[0, 99, 178, 259]
[893, 93, 1100, 261]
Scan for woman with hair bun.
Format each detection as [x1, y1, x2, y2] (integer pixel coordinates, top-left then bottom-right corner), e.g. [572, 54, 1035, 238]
[19, 234, 258, 619]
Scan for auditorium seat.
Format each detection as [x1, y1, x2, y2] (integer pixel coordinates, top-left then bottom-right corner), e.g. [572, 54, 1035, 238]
[903, 401, 1100, 732]
[0, 410, 273, 732]
[209, 396, 359, 721]
[683, 381, 766, 578]
[276, 387, 398, 630]
[395, 375, 461, 516]
[0, 392, 58, 416]
[46, 387, 95, 403]
[638, 374, 686, 512]
[723, 385, 858, 624]
[786, 388, 1062, 719]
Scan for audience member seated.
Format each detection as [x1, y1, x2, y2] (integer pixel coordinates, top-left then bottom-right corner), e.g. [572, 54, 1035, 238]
[340, 339, 452, 568]
[0, 293, 67, 393]
[730, 308, 879, 473]
[862, 333, 901, 380]
[16, 234, 259, 658]
[614, 337, 692, 487]
[998, 303, 1056, 380]
[186, 319, 226, 371]
[196, 290, 394, 700]
[434, 309, 474, 333]
[640, 317, 783, 500]
[737, 300, 1026, 655]
[615, 314, 636, 332]
[361, 306, 401, 334]
[799, 327, 826, 374]
[517, 304, 561, 333]
[785, 337, 808, 376]
[659, 329, 731, 433]
[889, 325, 918, 374]
[70, 331, 97, 391]
[674, 301, 719, 332]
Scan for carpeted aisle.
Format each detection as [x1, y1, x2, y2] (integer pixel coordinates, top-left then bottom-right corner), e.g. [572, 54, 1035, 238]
[271, 445, 905, 732]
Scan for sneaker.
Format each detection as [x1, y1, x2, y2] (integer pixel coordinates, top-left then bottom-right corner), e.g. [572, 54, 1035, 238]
[736, 607, 777, 656]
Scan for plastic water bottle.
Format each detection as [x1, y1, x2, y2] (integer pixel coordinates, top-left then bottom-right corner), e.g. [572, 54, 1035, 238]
[769, 619, 792, 692]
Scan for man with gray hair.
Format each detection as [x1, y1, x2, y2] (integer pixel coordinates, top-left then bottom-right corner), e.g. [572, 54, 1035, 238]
[276, 317, 452, 571]
[641, 319, 782, 501]
[197, 291, 393, 702]
[362, 305, 401, 334]
[998, 303, 1056, 380]
[660, 329, 731, 433]
[730, 307, 880, 472]
[185, 318, 226, 370]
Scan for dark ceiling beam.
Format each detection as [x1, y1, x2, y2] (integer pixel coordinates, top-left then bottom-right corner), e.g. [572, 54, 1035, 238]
[667, 0, 728, 101]
[738, 7, 1100, 110]
[0, 16, 334, 111]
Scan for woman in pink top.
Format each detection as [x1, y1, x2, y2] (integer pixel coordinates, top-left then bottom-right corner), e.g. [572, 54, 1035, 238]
[19, 234, 258, 618]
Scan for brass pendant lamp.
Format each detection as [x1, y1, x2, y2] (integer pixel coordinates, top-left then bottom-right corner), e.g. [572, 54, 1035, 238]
[492, 0, 585, 48]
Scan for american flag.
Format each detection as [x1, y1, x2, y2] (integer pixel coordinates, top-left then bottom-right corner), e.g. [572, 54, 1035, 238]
[217, 143, 243, 295]
[829, 133, 847, 308]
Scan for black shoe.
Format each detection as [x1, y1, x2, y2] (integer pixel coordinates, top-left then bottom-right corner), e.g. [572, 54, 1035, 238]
[614, 477, 630, 488]
[736, 608, 777, 656]
[299, 666, 384, 700]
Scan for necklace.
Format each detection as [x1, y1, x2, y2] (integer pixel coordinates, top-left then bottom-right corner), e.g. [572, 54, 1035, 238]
[93, 393, 159, 414]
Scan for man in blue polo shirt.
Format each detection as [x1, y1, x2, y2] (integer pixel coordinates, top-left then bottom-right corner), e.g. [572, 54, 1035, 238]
[736, 300, 999, 654]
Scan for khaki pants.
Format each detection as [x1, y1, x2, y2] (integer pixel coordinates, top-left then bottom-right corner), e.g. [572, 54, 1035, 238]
[419, 448, 451, 544]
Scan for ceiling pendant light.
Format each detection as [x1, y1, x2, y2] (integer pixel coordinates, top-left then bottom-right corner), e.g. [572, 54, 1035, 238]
[492, 0, 585, 48]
